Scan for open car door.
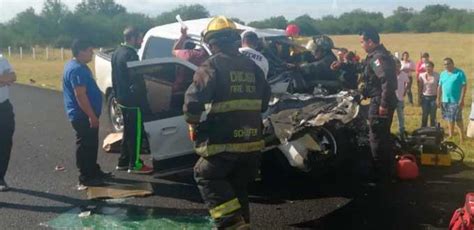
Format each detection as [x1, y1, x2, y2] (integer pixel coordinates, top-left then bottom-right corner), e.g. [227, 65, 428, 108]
[127, 58, 198, 173]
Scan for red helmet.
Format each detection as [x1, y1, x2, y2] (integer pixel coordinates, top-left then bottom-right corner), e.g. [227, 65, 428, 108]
[285, 24, 300, 37]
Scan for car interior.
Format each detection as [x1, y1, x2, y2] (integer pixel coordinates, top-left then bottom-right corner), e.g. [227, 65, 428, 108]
[129, 62, 195, 122]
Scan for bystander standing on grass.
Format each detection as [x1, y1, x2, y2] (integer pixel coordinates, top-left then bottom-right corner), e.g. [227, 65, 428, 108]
[437, 57, 467, 143]
[400, 52, 416, 105]
[395, 58, 410, 138]
[467, 87, 474, 138]
[416, 52, 430, 106]
[419, 61, 439, 127]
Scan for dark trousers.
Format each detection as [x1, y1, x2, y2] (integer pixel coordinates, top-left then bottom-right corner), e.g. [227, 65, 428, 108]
[0, 100, 14, 181]
[194, 152, 259, 228]
[421, 95, 437, 127]
[368, 98, 395, 179]
[406, 76, 413, 104]
[118, 106, 144, 169]
[71, 119, 101, 183]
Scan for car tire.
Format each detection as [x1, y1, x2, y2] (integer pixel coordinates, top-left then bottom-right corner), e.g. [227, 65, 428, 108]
[107, 93, 124, 132]
[260, 125, 341, 183]
[310, 121, 366, 178]
[303, 125, 340, 177]
[260, 148, 295, 185]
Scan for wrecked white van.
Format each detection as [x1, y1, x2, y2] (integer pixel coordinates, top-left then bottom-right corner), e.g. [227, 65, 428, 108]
[94, 18, 364, 178]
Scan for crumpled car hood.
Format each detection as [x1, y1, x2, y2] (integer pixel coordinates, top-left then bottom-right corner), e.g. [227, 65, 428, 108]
[264, 90, 360, 143]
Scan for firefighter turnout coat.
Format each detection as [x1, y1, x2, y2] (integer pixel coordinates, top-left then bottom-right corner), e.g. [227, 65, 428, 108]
[183, 50, 271, 157]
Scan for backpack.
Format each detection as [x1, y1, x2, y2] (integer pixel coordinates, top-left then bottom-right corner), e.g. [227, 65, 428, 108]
[449, 193, 474, 230]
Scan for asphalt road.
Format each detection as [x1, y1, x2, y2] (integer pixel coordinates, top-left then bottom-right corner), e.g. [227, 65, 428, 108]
[0, 84, 473, 229]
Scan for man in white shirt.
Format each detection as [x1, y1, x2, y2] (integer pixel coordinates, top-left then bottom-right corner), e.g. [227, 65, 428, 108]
[0, 53, 16, 191]
[239, 31, 269, 78]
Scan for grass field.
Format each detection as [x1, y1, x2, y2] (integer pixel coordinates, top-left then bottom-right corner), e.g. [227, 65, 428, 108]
[1, 47, 73, 90]
[4, 32, 474, 160]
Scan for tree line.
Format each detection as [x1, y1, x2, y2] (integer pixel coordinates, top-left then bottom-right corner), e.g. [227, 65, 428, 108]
[0, 0, 210, 48]
[0, 0, 472, 48]
[247, 5, 473, 35]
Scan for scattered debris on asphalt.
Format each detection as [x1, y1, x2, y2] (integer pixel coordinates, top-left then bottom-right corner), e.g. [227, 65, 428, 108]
[77, 184, 88, 191]
[55, 165, 65, 171]
[78, 211, 91, 218]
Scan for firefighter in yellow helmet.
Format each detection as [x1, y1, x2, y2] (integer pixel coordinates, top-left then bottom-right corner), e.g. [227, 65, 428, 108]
[184, 16, 271, 229]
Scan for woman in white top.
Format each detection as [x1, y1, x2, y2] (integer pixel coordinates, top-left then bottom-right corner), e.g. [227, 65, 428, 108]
[418, 61, 439, 127]
[400, 52, 416, 105]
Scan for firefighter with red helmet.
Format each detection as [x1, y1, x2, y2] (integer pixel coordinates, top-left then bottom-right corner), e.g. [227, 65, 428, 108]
[184, 16, 271, 229]
[286, 24, 300, 37]
[285, 24, 307, 63]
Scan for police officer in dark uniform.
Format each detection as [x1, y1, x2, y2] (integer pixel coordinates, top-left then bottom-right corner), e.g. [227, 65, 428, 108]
[359, 28, 398, 181]
[112, 27, 153, 174]
[183, 16, 271, 229]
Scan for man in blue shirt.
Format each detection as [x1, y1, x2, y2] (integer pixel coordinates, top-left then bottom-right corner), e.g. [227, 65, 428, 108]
[437, 57, 467, 142]
[63, 39, 111, 189]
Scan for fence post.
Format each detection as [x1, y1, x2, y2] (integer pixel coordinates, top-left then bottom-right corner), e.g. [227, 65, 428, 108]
[61, 47, 64, 61]
[32, 47, 36, 59]
[46, 47, 49, 60]
[20, 47, 23, 60]
[8, 46, 11, 57]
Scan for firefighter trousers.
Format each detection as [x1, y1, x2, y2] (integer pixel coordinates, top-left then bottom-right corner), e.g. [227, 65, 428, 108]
[194, 151, 259, 229]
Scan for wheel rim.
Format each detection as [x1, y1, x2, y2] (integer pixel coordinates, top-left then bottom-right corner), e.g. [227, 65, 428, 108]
[306, 127, 338, 164]
[110, 98, 124, 132]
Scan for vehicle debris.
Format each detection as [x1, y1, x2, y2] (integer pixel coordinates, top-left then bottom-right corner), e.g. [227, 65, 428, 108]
[55, 165, 65, 171]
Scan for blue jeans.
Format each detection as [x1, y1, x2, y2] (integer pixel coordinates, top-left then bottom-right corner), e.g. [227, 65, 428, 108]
[421, 96, 437, 127]
[396, 100, 405, 134]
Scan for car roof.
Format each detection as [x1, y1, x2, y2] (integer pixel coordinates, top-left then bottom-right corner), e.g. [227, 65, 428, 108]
[143, 18, 285, 41]
[138, 17, 286, 59]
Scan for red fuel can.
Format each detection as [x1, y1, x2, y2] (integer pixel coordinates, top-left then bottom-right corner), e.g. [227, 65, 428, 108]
[396, 154, 419, 180]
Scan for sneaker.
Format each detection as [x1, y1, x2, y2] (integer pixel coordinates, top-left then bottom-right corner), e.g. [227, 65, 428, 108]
[76, 184, 88, 191]
[115, 165, 128, 171]
[127, 164, 153, 174]
[0, 180, 10, 192]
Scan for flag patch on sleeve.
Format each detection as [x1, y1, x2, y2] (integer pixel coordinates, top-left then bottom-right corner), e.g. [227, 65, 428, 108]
[374, 59, 381, 67]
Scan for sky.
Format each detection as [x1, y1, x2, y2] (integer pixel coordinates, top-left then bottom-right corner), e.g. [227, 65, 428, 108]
[0, 0, 473, 23]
